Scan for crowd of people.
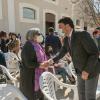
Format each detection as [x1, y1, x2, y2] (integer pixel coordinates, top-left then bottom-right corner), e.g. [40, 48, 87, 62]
[0, 27, 73, 100]
[0, 17, 100, 100]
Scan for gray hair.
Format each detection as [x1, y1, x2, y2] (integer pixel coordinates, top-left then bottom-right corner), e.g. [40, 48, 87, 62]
[26, 28, 40, 40]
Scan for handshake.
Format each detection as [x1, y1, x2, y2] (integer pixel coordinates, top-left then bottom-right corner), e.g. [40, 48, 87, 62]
[40, 59, 54, 69]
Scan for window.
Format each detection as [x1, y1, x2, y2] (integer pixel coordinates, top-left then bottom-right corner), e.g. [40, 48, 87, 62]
[19, 3, 39, 23]
[44, 0, 59, 5]
[23, 7, 36, 20]
[0, 0, 2, 19]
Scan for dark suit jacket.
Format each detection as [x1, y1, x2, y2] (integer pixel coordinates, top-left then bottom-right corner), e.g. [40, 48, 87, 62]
[53, 31, 99, 76]
[0, 51, 6, 67]
[45, 34, 62, 55]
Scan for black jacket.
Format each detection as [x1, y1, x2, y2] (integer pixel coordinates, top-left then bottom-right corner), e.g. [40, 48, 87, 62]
[20, 41, 39, 100]
[0, 51, 6, 67]
[21, 41, 39, 69]
[45, 34, 62, 55]
[53, 31, 99, 76]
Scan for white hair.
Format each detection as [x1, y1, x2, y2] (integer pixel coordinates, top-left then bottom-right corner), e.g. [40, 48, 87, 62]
[26, 28, 40, 40]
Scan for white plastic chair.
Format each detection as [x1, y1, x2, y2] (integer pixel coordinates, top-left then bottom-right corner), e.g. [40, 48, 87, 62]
[0, 65, 17, 80]
[0, 65, 27, 100]
[50, 60, 77, 85]
[39, 72, 77, 100]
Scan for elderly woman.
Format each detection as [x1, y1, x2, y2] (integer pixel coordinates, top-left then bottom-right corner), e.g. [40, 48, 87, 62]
[20, 28, 47, 100]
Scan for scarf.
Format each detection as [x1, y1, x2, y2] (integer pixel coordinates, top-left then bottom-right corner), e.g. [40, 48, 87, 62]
[30, 41, 47, 91]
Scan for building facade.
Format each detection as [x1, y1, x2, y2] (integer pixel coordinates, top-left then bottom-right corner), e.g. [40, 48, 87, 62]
[0, 0, 75, 41]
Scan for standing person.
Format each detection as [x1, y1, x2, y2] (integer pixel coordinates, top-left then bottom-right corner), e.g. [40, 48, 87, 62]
[92, 30, 99, 47]
[43, 17, 100, 100]
[0, 50, 6, 67]
[96, 27, 100, 34]
[45, 27, 62, 57]
[95, 27, 100, 51]
[92, 27, 100, 54]
[0, 31, 8, 53]
[0, 32, 6, 66]
[20, 28, 47, 100]
[17, 33, 21, 40]
[0, 50, 7, 83]
[0, 35, 7, 83]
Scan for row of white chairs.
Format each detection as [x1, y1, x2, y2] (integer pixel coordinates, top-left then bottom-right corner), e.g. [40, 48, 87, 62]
[39, 61, 100, 100]
[39, 61, 77, 100]
[0, 65, 27, 100]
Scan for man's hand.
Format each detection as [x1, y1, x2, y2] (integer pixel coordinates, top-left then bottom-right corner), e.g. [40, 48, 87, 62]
[40, 59, 54, 68]
[54, 63, 62, 67]
[81, 71, 89, 80]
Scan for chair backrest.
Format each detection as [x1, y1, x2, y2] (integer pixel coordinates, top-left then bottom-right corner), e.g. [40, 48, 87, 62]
[0, 65, 27, 100]
[39, 72, 77, 100]
[39, 72, 57, 100]
[68, 62, 77, 78]
[0, 65, 17, 82]
[4, 52, 20, 73]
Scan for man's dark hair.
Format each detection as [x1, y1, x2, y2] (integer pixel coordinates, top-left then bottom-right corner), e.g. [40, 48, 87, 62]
[0, 31, 7, 38]
[48, 27, 54, 33]
[58, 17, 74, 29]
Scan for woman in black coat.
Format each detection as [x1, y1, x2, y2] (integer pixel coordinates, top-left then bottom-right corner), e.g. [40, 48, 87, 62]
[20, 28, 46, 100]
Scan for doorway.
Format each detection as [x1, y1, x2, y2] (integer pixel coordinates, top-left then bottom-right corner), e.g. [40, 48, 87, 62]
[45, 13, 55, 35]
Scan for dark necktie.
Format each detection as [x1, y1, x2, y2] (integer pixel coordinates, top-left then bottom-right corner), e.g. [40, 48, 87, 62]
[68, 37, 72, 55]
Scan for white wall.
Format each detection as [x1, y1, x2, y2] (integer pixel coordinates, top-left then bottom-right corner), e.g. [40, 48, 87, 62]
[7, 0, 15, 32]
[0, 0, 2, 19]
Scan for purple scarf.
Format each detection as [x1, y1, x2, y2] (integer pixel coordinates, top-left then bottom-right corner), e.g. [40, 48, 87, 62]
[30, 41, 47, 91]
[32, 42, 47, 62]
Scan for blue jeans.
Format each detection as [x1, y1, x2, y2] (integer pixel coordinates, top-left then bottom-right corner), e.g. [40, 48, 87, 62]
[77, 74, 99, 100]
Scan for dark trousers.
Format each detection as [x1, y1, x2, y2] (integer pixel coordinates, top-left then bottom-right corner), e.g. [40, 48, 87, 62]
[77, 74, 99, 100]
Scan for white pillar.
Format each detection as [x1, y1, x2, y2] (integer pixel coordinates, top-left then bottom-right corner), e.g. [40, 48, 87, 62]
[7, 0, 15, 32]
[0, 0, 2, 19]
[72, 4, 75, 20]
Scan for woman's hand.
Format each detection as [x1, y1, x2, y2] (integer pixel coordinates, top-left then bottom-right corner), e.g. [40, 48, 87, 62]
[81, 71, 89, 80]
[40, 61, 49, 68]
[40, 59, 54, 69]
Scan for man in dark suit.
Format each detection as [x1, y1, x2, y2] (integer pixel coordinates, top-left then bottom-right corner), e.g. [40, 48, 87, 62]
[44, 17, 99, 100]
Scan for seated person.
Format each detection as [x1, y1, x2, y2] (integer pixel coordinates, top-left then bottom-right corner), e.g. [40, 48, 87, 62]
[4, 39, 21, 74]
[53, 62, 76, 84]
